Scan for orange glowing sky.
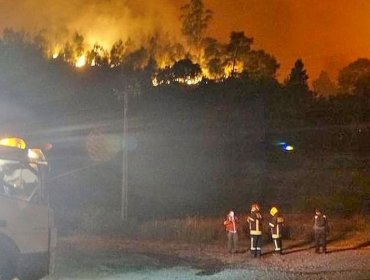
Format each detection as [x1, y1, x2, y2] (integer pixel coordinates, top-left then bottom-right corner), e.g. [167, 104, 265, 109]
[202, 0, 370, 81]
[1, 0, 370, 81]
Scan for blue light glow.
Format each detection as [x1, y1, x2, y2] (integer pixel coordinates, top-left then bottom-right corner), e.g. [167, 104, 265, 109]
[275, 141, 294, 152]
[284, 145, 294, 151]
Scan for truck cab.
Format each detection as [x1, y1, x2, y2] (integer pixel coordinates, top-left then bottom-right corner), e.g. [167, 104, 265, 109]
[0, 137, 56, 280]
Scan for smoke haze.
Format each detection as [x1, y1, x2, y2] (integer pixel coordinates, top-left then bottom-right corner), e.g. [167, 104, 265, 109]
[1, 0, 370, 80]
[205, 0, 370, 80]
[0, 0, 182, 48]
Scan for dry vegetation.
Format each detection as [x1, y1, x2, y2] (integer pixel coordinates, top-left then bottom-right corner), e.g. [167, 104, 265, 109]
[74, 214, 370, 248]
[136, 215, 370, 245]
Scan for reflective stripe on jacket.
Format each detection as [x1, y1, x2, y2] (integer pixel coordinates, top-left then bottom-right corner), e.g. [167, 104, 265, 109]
[269, 215, 284, 238]
[247, 211, 262, 235]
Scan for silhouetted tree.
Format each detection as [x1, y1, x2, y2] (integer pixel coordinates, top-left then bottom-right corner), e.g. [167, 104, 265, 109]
[226, 31, 253, 77]
[172, 58, 202, 82]
[87, 43, 109, 67]
[0, 30, 75, 108]
[353, 76, 370, 96]
[285, 59, 309, 90]
[244, 50, 279, 80]
[146, 33, 186, 68]
[312, 71, 337, 97]
[168, 43, 187, 64]
[154, 58, 202, 85]
[281, 59, 313, 122]
[122, 47, 148, 70]
[202, 37, 226, 78]
[73, 32, 84, 58]
[110, 40, 125, 67]
[338, 58, 370, 94]
[60, 42, 74, 63]
[180, 0, 213, 59]
[154, 66, 174, 85]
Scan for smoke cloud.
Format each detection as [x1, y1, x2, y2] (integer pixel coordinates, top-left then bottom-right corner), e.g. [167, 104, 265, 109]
[0, 0, 182, 49]
[1, 0, 370, 80]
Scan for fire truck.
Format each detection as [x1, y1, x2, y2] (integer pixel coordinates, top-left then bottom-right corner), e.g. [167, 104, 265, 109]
[0, 137, 56, 280]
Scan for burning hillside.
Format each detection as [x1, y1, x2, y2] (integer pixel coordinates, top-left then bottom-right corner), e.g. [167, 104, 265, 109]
[0, 0, 281, 85]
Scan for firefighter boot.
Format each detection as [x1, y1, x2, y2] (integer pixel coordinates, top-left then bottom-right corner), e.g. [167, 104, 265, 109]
[256, 249, 262, 258]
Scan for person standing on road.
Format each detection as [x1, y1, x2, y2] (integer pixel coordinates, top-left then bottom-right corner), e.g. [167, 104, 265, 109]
[269, 206, 284, 255]
[247, 203, 263, 257]
[313, 208, 329, 254]
[224, 210, 239, 254]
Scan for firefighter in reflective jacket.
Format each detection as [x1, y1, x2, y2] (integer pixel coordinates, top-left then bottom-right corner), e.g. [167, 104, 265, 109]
[223, 210, 239, 253]
[313, 208, 329, 253]
[269, 206, 284, 254]
[247, 203, 263, 257]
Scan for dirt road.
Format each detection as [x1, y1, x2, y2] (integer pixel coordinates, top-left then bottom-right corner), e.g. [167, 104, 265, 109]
[43, 235, 370, 280]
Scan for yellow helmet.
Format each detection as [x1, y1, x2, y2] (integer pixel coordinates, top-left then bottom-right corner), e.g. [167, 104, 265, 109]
[270, 207, 278, 216]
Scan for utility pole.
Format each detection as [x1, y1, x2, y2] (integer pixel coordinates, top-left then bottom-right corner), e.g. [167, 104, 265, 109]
[121, 91, 128, 221]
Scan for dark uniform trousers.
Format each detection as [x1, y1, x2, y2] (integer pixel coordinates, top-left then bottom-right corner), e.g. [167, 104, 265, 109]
[251, 235, 262, 257]
[248, 211, 263, 257]
[313, 213, 328, 253]
[270, 216, 284, 254]
[315, 228, 327, 253]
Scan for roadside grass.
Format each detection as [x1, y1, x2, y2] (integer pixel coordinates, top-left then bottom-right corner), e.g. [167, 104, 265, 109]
[136, 214, 368, 242]
[133, 214, 370, 249]
[138, 216, 224, 245]
[74, 210, 369, 249]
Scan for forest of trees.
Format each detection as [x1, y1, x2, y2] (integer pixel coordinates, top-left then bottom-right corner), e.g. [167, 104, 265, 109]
[0, 0, 369, 229]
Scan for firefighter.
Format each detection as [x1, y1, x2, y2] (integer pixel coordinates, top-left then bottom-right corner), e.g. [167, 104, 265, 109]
[223, 210, 239, 253]
[247, 203, 263, 257]
[313, 208, 329, 254]
[269, 206, 284, 254]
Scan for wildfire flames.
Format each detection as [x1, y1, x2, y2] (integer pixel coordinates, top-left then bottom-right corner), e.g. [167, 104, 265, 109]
[0, 2, 276, 88]
[75, 55, 87, 68]
[152, 75, 203, 87]
[2, 0, 370, 81]
[46, 36, 232, 85]
[0, 1, 256, 86]
[3, 1, 324, 88]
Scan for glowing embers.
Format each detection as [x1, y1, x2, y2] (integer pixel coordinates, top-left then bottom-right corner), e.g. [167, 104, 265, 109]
[181, 75, 203, 85]
[152, 74, 203, 87]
